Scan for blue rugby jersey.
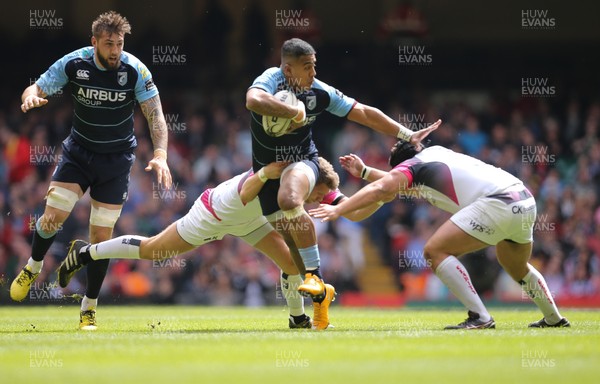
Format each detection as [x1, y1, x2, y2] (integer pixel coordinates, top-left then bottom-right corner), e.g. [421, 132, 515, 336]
[36, 47, 158, 153]
[248, 67, 356, 168]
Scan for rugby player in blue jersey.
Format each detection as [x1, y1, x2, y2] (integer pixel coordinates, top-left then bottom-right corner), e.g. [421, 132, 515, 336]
[11, 11, 172, 330]
[246, 38, 440, 328]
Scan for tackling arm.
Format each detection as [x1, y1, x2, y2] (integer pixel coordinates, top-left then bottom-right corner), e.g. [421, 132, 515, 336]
[339, 196, 383, 222]
[239, 162, 289, 205]
[310, 171, 405, 222]
[339, 153, 388, 183]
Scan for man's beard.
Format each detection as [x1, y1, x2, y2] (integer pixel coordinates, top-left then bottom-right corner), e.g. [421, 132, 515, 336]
[97, 53, 120, 70]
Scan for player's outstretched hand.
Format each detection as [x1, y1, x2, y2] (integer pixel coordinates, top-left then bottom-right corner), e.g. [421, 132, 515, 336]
[308, 204, 340, 223]
[145, 153, 172, 189]
[263, 162, 290, 179]
[21, 95, 48, 113]
[339, 154, 365, 178]
[409, 119, 442, 147]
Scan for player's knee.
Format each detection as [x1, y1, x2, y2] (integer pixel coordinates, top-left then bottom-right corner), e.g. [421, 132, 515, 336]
[90, 206, 122, 229]
[46, 186, 79, 214]
[423, 243, 443, 264]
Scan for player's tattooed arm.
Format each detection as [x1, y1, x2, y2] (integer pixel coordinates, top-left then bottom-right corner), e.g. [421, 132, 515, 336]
[140, 94, 172, 189]
[140, 94, 168, 153]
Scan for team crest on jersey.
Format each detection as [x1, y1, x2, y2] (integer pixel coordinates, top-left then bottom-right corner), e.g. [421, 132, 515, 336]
[117, 72, 128, 86]
[305, 95, 317, 110]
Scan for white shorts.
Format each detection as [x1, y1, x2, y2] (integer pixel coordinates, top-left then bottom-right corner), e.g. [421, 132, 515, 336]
[451, 186, 536, 245]
[176, 199, 274, 246]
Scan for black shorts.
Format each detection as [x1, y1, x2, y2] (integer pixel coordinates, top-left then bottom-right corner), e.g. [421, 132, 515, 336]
[256, 157, 320, 216]
[51, 135, 135, 204]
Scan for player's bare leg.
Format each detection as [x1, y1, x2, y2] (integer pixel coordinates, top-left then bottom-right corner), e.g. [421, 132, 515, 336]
[423, 220, 495, 329]
[496, 240, 569, 327]
[59, 222, 193, 292]
[277, 168, 322, 289]
[276, 167, 335, 329]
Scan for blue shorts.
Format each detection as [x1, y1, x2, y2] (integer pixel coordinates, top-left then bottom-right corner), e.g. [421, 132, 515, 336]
[51, 135, 135, 205]
[256, 157, 319, 216]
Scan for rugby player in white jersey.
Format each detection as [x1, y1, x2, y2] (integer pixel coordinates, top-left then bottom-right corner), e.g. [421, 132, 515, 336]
[310, 141, 570, 329]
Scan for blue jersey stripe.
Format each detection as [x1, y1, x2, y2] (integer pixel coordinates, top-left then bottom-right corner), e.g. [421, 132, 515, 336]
[71, 81, 134, 92]
[72, 129, 134, 144]
[73, 111, 134, 127]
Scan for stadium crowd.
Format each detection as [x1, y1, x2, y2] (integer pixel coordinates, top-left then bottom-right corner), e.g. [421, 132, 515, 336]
[1, 3, 599, 306]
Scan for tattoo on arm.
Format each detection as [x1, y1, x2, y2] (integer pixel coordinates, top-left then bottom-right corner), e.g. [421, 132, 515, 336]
[140, 95, 168, 152]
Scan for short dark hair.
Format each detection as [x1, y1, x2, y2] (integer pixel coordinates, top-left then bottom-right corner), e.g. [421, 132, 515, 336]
[92, 11, 131, 38]
[281, 38, 316, 59]
[389, 140, 420, 167]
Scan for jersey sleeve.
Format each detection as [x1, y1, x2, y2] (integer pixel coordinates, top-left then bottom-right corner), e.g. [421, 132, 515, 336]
[36, 52, 72, 96]
[314, 79, 356, 117]
[320, 189, 346, 206]
[133, 61, 158, 103]
[392, 162, 415, 188]
[249, 68, 280, 94]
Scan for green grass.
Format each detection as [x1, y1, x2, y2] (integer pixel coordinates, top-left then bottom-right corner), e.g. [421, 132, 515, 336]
[0, 306, 599, 383]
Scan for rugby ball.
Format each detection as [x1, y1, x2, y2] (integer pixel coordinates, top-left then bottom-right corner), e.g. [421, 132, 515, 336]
[262, 90, 297, 137]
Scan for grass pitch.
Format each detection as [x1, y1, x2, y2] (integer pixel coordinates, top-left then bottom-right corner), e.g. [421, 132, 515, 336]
[0, 306, 598, 383]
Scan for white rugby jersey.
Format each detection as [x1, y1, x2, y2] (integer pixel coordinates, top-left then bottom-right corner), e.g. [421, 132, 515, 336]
[199, 170, 342, 224]
[393, 146, 523, 213]
[200, 171, 261, 224]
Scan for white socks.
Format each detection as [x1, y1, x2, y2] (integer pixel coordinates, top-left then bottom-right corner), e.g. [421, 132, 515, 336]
[81, 296, 97, 311]
[89, 236, 145, 260]
[27, 258, 43, 274]
[435, 256, 491, 322]
[520, 264, 563, 325]
[281, 274, 305, 316]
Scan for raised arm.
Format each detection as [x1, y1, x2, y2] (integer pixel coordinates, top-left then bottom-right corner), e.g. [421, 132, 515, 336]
[240, 162, 289, 205]
[139, 94, 172, 188]
[21, 84, 48, 113]
[339, 153, 388, 183]
[347, 102, 441, 146]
